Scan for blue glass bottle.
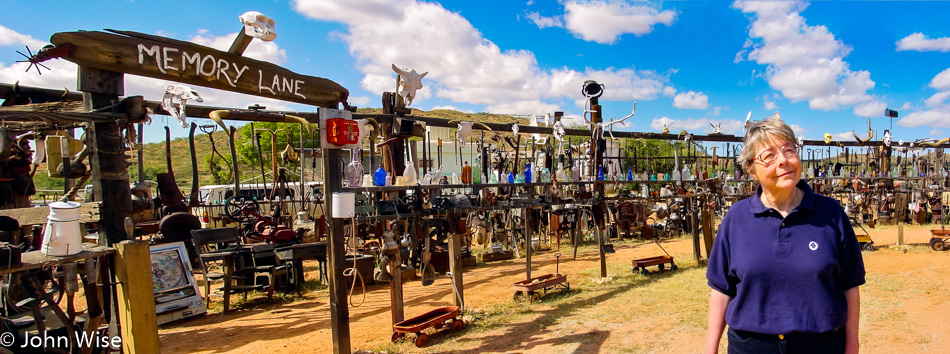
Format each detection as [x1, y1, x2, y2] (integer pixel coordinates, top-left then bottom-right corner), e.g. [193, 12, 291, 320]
[507, 171, 515, 184]
[597, 166, 605, 181]
[524, 163, 532, 183]
[374, 165, 386, 186]
[627, 167, 633, 181]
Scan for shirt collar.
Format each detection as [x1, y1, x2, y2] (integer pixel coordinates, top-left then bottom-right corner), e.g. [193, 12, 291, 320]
[750, 180, 815, 214]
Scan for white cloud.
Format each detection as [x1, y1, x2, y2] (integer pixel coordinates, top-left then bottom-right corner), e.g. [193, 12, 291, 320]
[525, 12, 563, 29]
[925, 91, 950, 108]
[832, 132, 853, 141]
[711, 106, 725, 116]
[486, 100, 560, 116]
[562, 1, 677, 44]
[929, 67, 950, 90]
[349, 95, 370, 106]
[733, 0, 877, 111]
[293, 0, 670, 114]
[0, 25, 47, 49]
[896, 33, 950, 52]
[899, 102, 912, 111]
[764, 100, 778, 110]
[929, 129, 945, 136]
[672, 91, 709, 109]
[853, 100, 886, 117]
[188, 32, 287, 64]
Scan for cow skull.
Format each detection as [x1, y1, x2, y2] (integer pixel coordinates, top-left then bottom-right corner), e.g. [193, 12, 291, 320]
[162, 84, 203, 128]
[240, 11, 277, 41]
[391, 64, 427, 106]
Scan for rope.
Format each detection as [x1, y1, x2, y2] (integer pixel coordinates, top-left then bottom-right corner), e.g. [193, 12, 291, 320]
[342, 215, 365, 307]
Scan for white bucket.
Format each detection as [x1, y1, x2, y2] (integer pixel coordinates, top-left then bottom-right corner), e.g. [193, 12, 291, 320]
[331, 192, 355, 219]
[42, 201, 83, 256]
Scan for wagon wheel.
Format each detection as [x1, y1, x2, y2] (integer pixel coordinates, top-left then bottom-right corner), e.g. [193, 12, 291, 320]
[670, 263, 679, 270]
[862, 241, 875, 251]
[530, 292, 541, 302]
[513, 291, 523, 300]
[640, 267, 650, 275]
[391, 332, 404, 342]
[414, 332, 429, 348]
[932, 238, 946, 251]
[451, 318, 465, 332]
[658, 263, 665, 271]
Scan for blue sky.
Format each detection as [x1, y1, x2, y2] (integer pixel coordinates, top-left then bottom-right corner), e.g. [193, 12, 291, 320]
[3, 0, 950, 144]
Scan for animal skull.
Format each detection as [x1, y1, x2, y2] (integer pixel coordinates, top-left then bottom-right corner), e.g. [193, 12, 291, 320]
[162, 84, 203, 128]
[239, 11, 277, 41]
[391, 64, 427, 106]
[710, 122, 722, 135]
[457, 121, 474, 146]
[883, 130, 892, 146]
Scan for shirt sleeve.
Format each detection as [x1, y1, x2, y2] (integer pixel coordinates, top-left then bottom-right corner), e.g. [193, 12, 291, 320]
[707, 211, 737, 297]
[835, 206, 866, 290]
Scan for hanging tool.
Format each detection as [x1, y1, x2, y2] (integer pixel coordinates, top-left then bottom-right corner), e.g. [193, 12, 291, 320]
[188, 122, 200, 207]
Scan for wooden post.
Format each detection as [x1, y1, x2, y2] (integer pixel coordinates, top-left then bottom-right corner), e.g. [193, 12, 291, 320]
[691, 200, 702, 264]
[524, 208, 532, 280]
[448, 232, 464, 308]
[702, 204, 715, 258]
[898, 223, 904, 245]
[79, 66, 132, 246]
[228, 30, 253, 55]
[390, 222, 404, 326]
[114, 240, 159, 353]
[591, 102, 607, 278]
[323, 147, 351, 354]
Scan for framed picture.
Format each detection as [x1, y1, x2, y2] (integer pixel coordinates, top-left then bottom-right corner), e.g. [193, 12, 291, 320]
[150, 242, 200, 303]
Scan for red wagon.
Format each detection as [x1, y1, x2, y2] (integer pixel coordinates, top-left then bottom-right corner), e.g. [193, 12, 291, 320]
[930, 229, 950, 251]
[513, 273, 570, 302]
[391, 306, 464, 347]
[631, 239, 678, 275]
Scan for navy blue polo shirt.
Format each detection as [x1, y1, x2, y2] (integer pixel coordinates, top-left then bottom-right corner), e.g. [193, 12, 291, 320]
[706, 180, 865, 335]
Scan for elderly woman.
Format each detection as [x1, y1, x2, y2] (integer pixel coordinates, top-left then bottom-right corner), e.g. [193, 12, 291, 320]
[705, 114, 865, 354]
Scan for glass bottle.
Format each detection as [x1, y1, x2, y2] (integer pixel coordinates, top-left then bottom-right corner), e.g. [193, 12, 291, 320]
[627, 167, 633, 181]
[597, 166, 604, 181]
[515, 173, 524, 184]
[346, 149, 364, 187]
[461, 161, 472, 184]
[556, 161, 567, 182]
[488, 169, 499, 184]
[507, 171, 515, 184]
[524, 162, 532, 183]
[540, 168, 551, 183]
[571, 163, 581, 182]
[402, 159, 417, 185]
[472, 157, 482, 184]
[683, 165, 692, 180]
[451, 172, 462, 184]
[386, 172, 393, 186]
[374, 164, 387, 186]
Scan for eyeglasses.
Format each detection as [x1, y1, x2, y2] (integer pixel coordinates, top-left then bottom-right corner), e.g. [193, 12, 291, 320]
[756, 142, 799, 165]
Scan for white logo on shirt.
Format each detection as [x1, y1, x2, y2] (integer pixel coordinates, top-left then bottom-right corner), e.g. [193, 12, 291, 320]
[809, 241, 818, 251]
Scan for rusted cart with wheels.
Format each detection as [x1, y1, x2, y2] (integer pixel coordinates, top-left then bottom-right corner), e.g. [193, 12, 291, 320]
[632, 255, 677, 275]
[391, 306, 464, 347]
[513, 253, 569, 301]
[930, 229, 950, 251]
[513, 273, 570, 302]
[632, 239, 677, 275]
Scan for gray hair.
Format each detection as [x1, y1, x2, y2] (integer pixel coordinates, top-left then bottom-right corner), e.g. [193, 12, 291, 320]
[738, 113, 797, 172]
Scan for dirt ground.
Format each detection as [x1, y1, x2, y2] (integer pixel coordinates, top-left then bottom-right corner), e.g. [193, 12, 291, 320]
[158, 223, 950, 353]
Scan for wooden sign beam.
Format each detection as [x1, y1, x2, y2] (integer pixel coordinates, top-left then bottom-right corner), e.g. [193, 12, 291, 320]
[49, 30, 348, 108]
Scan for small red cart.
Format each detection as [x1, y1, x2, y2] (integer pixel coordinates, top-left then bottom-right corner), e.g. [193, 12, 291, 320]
[513, 253, 570, 301]
[632, 239, 678, 275]
[513, 273, 570, 302]
[930, 229, 950, 251]
[391, 306, 464, 347]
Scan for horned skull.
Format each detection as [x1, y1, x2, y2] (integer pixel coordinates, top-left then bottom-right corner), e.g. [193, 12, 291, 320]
[239, 11, 277, 41]
[883, 130, 892, 146]
[391, 64, 427, 106]
[162, 84, 203, 128]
